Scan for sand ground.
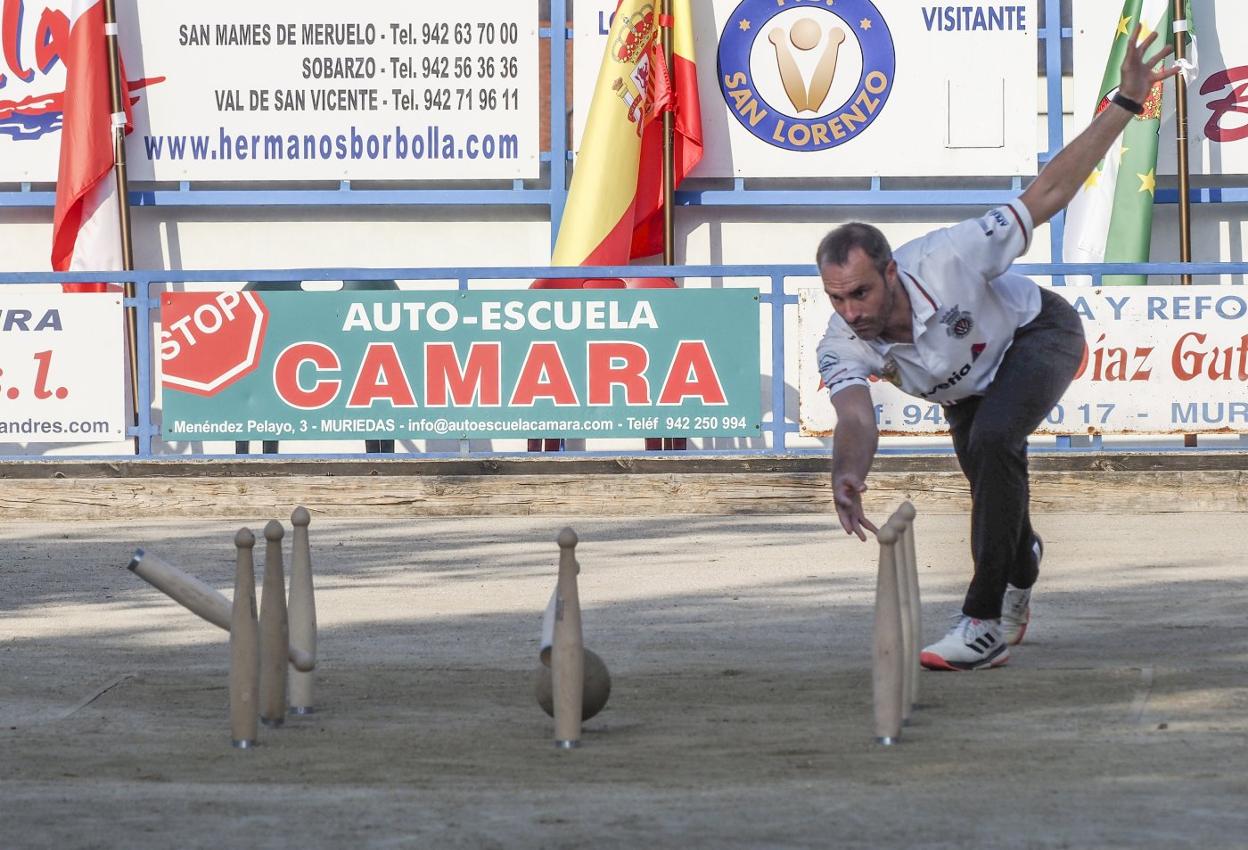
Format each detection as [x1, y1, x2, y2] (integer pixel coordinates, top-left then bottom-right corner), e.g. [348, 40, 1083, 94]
[1, 510, 1245, 849]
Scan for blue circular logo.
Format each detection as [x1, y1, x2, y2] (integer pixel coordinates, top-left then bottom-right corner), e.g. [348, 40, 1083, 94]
[718, 0, 896, 152]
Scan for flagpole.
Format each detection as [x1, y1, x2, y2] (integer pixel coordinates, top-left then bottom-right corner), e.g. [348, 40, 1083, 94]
[1172, 0, 1192, 287]
[1171, 0, 1197, 449]
[660, 0, 675, 265]
[102, 0, 140, 452]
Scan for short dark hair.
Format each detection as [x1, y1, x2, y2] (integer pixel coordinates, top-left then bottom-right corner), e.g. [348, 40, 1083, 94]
[816, 223, 893, 277]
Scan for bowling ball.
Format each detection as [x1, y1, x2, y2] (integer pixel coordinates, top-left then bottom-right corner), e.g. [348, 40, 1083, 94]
[535, 648, 611, 720]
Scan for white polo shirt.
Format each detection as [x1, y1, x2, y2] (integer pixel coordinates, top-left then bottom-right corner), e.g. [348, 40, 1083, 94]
[816, 200, 1042, 405]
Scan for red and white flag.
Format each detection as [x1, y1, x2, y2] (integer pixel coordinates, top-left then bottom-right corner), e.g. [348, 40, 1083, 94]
[51, 0, 132, 293]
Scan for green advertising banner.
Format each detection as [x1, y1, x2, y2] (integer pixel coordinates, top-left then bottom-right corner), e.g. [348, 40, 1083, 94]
[160, 290, 761, 441]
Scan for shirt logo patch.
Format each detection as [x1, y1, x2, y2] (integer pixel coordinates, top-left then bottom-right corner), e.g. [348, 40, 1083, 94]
[971, 342, 986, 361]
[941, 305, 974, 338]
[878, 357, 901, 387]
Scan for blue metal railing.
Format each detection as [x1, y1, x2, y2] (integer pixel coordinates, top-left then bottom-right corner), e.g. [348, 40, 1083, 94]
[3, 261, 1247, 461]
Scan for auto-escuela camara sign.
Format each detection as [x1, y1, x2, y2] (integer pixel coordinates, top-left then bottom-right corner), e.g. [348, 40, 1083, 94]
[159, 290, 761, 441]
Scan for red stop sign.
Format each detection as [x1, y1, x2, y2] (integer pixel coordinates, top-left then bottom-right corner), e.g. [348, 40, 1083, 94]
[160, 291, 270, 396]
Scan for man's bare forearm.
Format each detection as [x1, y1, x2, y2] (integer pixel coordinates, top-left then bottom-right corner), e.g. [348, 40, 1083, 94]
[1018, 102, 1136, 228]
[831, 399, 878, 483]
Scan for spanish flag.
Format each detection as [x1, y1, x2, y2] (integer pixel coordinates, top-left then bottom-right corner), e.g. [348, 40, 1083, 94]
[537, 0, 702, 287]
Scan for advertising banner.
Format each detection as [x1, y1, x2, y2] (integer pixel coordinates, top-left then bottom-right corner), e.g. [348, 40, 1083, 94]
[0, 292, 126, 443]
[1073, 0, 1248, 176]
[799, 285, 1248, 436]
[159, 290, 762, 441]
[0, 0, 539, 181]
[574, 0, 1038, 177]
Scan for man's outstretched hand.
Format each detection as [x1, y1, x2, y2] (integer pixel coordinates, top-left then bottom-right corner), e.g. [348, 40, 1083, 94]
[833, 473, 879, 541]
[1118, 23, 1180, 104]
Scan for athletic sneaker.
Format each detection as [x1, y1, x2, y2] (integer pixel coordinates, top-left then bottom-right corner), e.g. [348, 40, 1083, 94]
[1002, 535, 1043, 645]
[920, 615, 1009, 671]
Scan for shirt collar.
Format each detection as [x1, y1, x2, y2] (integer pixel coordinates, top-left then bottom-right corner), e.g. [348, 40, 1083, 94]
[899, 268, 940, 325]
[865, 267, 941, 353]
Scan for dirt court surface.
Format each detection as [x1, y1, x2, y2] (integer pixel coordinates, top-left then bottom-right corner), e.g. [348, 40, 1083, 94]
[1, 510, 1245, 849]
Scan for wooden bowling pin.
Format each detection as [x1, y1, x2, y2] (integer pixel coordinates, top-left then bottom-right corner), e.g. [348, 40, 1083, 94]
[893, 504, 923, 708]
[551, 527, 584, 748]
[872, 522, 905, 745]
[125, 549, 313, 671]
[287, 507, 317, 715]
[897, 502, 921, 711]
[229, 528, 260, 749]
[128, 549, 232, 630]
[891, 512, 915, 726]
[259, 520, 289, 728]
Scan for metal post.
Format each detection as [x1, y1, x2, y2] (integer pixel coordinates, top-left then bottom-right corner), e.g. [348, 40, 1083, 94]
[660, 0, 675, 266]
[1173, 0, 1197, 448]
[102, 0, 139, 453]
[1172, 0, 1193, 286]
[549, 0, 570, 252]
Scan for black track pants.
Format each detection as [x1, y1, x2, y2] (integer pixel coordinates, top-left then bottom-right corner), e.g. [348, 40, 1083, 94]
[942, 288, 1086, 620]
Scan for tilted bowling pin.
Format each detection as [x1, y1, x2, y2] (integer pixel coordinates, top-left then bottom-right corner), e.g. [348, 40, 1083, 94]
[287, 507, 318, 715]
[229, 528, 260, 749]
[551, 527, 584, 749]
[128, 549, 232, 631]
[872, 522, 905, 745]
[897, 502, 921, 712]
[125, 549, 313, 671]
[259, 520, 290, 728]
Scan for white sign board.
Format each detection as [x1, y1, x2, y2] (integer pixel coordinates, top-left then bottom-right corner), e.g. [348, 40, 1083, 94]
[1072, 0, 1248, 176]
[0, 0, 539, 181]
[574, 0, 1038, 177]
[799, 285, 1248, 436]
[0, 293, 126, 443]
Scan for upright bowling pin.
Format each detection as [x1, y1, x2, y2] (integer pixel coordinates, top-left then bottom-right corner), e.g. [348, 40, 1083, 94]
[230, 528, 260, 749]
[288, 507, 318, 715]
[898, 502, 921, 710]
[259, 520, 289, 728]
[873, 522, 905, 745]
[890, 510, 915, 725]
[551, 527, 584, 749]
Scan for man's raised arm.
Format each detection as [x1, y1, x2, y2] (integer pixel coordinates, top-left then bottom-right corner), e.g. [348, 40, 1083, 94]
[1019, 25, 1179, 228]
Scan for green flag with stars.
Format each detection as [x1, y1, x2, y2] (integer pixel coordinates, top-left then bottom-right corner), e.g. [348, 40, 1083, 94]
[1063, 0, 1184, 286]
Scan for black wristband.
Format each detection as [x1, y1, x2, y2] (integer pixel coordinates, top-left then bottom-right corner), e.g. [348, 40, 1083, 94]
[1111, 92, 1145, 115]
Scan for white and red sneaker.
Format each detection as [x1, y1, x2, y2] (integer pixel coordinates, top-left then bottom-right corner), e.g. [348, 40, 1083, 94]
[1002, 584, 1032, 645]
[1003, 535, 1042, 645]
[920, 615, 1009, 671]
